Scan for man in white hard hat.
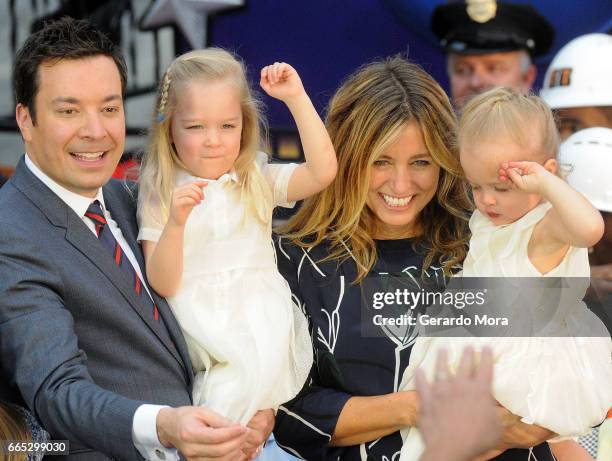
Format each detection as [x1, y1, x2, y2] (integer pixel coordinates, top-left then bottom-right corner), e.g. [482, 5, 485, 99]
[541, 34, 612, 141]
[557, 127, 612, 461]
[559, 127, 612, 320]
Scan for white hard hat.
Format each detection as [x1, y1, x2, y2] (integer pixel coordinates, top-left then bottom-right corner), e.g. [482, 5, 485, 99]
[540, 33, 612, 109]
[558, 127, 612, 212]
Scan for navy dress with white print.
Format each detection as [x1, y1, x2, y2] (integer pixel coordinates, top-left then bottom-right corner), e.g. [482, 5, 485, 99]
[273, 236, 557, 461]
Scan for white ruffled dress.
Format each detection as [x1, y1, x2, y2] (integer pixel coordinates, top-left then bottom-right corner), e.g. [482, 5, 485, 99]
[138, 153, 313, 425]
[399, 203, 612, 461]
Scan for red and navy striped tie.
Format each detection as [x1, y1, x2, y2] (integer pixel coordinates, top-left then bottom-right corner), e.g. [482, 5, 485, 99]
[85, 200, 161, 322]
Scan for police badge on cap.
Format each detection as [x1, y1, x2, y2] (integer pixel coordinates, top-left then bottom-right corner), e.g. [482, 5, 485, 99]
[432, 1, 554, 57]
[466, 0, 497, 23]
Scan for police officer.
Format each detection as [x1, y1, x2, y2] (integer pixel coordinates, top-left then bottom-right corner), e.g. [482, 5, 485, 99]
[431, 0, 554, 109]
[541, 33, 612, 141]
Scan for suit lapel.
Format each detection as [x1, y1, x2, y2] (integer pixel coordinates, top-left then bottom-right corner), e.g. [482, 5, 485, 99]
[63, 212, 184, 366]
[102, 183, 193, 382]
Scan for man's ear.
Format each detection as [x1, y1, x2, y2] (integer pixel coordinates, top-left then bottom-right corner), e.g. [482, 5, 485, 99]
[543, 157, 558, 175]
[15, 104, 33, 142]
[523, 64, 537, 92]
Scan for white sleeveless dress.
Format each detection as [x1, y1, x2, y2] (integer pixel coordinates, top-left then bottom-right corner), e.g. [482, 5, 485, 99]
[138, 153, 313, 425]
[399, 203, 612, 461]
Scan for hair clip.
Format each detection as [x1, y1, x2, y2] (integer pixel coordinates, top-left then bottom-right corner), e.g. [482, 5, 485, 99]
[157, 112, 165, 123]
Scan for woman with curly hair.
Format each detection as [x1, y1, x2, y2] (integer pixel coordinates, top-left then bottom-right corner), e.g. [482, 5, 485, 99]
[273, 56, 558, 461]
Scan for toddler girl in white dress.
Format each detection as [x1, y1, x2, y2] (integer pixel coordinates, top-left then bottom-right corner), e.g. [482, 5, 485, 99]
[399, 88, 612, 461]
[137, 49, 337, 426]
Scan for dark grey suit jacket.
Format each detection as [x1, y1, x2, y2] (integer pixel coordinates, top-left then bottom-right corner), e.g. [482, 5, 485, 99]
[0, 157, 194, 460]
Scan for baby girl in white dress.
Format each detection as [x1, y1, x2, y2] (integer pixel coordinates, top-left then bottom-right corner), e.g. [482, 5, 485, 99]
[399, 88, 612, 461]
[137, 48, 337, 427]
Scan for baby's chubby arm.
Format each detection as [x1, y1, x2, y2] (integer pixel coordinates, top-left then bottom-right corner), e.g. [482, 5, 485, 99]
[260, 62, 337, 202]
[500, 161, 604, 249]
[143, 180, 208, 297]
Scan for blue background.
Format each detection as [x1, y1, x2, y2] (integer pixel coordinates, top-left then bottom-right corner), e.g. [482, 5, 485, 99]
[207, 0, 612, 128]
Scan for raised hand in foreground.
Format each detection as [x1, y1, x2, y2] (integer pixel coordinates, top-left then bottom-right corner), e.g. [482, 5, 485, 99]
[418, 347, 501, 461]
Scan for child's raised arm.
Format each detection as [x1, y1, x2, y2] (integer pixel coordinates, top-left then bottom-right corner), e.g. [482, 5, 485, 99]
[500, 161, 604, 249]
[260, 62, 337, 202]
[143, 180, 207, 297]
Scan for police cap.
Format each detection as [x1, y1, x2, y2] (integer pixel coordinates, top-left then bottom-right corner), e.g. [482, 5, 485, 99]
[431, 1, 554, 57]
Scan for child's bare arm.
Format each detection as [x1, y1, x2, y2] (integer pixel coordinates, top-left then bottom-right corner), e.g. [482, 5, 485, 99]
[549, 440, 594, 461]
[260, 63, 337, 202]
[502, 161, 604, 248]
[143, 181, 207, 297]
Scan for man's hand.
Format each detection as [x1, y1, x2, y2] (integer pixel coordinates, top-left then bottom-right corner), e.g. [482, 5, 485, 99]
[242, 409, 275, 460]
[156, 406, 248, 460]
[417, 347, 502, 461]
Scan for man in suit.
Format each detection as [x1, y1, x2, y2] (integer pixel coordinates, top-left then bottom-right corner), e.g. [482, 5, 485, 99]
[0, 17, 272, 460]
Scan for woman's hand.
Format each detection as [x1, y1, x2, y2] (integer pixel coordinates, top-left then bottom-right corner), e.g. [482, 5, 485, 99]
[260, 62, 306, 104]
[241, 409, 275, 460]
[498, 418, 556, 450]
[474, 405, 556, 460]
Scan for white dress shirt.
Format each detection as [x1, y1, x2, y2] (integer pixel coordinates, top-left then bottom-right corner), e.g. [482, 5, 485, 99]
[25, 154, 178, 461]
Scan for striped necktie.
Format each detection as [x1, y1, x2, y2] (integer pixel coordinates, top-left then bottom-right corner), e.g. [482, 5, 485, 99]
[85, 200, 161, 322]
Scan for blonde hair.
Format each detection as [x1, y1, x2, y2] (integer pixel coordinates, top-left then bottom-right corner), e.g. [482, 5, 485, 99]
[281, 56, 471, 282]
[139, 48, 272, 225]
[459, 87, 560, 162]
[0, 403, 30, 461]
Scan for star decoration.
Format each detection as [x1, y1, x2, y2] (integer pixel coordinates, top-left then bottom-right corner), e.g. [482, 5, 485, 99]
[140, 0, 244, 49]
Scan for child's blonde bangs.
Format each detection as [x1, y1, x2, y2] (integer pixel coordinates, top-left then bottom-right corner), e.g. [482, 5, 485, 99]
[459, 87, 560, 161]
